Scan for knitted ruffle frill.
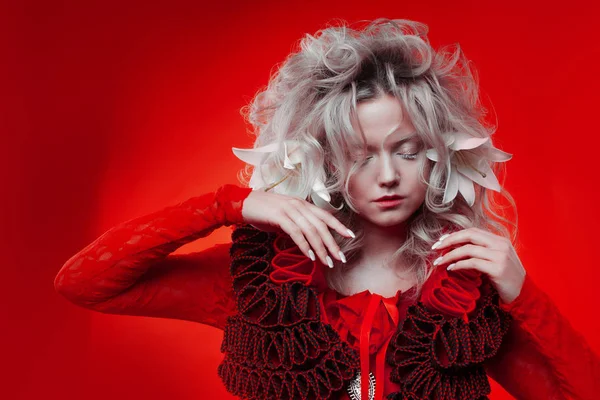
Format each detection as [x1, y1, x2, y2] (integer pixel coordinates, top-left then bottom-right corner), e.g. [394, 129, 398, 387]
[217, 224, 361, 400]
[218, 224, 512, 400]
[385, 280, 512, 400]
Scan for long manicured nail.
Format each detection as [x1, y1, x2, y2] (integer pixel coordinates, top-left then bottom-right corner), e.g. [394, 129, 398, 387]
[432, 233, 451, 250]
[447, 263, 456, 270]
[347, 229, 356, 239]
[308, 249, 316, 261]
[338, 251, 347, 263]
[433, 256, 443, 266]
[326, 255, 334, 268]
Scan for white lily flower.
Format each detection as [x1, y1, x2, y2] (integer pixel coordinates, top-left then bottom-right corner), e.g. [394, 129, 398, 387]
[426, 132, 512, 207]
[232, 140, 342, 212]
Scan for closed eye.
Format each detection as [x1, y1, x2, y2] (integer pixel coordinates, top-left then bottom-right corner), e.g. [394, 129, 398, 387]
[397, 152, 419, 160]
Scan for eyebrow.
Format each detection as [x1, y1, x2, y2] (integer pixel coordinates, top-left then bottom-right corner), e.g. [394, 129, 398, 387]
[360, 133, 419, 151]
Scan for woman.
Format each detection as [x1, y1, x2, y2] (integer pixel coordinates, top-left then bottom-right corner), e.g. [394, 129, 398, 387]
[54, 18, 600, 399]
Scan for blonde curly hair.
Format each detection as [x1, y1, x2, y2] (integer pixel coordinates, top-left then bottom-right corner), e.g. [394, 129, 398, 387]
[236, 18, 518, 300]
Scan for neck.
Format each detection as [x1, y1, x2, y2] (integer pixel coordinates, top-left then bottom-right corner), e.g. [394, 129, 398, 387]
[356, 219, 409, 270]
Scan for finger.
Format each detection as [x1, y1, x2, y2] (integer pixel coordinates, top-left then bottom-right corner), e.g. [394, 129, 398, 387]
[446, 257, 496, 277]
[295, 203, 345, 263]
[432, 244, 502, 267]
[284, 206, 332, 267]
[432, 227, 497, 251]
[306, 202, 355, 239]
[276, 213, 315, 261]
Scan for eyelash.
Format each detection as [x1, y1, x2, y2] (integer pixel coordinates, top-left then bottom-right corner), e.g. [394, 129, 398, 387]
[360, 151, 419, 163]
[399, 152, 419, 160]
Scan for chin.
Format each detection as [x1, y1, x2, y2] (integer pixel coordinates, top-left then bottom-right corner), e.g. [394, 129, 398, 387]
[363, 212, 410, 228]
[378, 217, 409, 228]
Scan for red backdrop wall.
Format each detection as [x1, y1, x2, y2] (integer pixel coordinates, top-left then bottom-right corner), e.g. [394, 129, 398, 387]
[2, 0, 599, 398]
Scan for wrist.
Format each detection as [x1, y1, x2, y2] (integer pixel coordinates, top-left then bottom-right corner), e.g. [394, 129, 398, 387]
[215, 184, 253, 226]
[499, 273, 533, 314]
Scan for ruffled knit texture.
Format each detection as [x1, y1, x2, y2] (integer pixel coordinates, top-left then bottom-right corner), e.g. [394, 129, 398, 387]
[217, 225, 360, 400]
[218, 224, 512, 400]
[385, 279, 511, 399]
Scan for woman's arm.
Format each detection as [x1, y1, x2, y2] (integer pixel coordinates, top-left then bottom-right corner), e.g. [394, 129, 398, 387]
[485, 274, 600, 400]
[54, 184, 253, 330]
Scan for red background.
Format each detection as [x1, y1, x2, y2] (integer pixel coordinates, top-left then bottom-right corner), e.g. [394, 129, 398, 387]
[2, 0, 599, 398]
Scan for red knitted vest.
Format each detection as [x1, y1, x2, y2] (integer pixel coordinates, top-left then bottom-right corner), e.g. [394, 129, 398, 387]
[217, 224, 512, 400]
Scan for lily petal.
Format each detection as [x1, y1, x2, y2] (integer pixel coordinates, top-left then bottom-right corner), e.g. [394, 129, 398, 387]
[248, 163, 279, 189]
[426, 148, 440, 162]
[232, 142, 279, 165]
[283, 142, 296, 169]
[457, 172, 476, 206]
[311, 191, 343, 212]
[449, 132, 489, 151]
[312, 178, 331, 201]
[456, 161, 502, 192]
[285, 141, 306, 168]
[441, 133, 456, 148]
[486, 146, 513, 162]
[444, 164, 460, 204]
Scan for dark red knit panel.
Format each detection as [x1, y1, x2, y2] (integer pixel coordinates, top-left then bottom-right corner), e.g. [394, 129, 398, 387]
[217, 225, 360, 400]
[218, 224, 512, 400]
[386, 279, 512, 400]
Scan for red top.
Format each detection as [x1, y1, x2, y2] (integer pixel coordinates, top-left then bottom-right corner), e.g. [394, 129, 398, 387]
[269, 232, 483, 400]
[54, 183, 600, 399]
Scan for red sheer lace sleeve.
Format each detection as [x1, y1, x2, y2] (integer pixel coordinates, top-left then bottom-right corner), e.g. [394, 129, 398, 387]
[485, 274, 600, 400]
[53, 184, 253, 330]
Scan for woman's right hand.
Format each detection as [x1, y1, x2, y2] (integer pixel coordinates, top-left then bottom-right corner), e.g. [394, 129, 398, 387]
[241, 189, 354, 267]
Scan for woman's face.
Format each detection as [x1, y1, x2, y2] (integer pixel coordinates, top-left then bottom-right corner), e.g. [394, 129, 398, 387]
[347, 94, 429, 228]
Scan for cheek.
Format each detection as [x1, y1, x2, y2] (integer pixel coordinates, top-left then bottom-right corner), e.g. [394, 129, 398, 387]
[406, 161, 428, 196]
[347, 173, 369, 200]
[423, 159, 433, 181]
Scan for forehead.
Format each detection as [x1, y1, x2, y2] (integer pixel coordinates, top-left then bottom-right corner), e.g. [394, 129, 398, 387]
[357, 132, 419, 152]
[353, 95, 418, 149]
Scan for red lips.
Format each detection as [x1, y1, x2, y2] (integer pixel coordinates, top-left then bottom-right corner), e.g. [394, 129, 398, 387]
[374, 194, 405, 202]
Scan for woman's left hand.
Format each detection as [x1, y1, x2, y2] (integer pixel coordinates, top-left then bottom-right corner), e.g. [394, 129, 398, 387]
[431, 227, 527, 304]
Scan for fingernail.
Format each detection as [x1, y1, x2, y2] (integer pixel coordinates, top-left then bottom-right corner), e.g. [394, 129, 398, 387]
[338, 250, 347, 263]
[308, 249, 316, 261]
[433, 256, 443, 266]
[447, 263, 456, 270]
[347, 229, 356, 239]
[326, 255, 334, 268]
[432, 233, 451, 250]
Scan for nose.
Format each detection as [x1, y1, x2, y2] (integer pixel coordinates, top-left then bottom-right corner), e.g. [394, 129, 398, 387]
[377, 155, 399, 188]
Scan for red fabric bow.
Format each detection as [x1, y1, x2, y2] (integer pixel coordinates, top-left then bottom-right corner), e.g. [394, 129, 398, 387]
[321, 288, 405, 400]
[322, 289, 402, 354]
